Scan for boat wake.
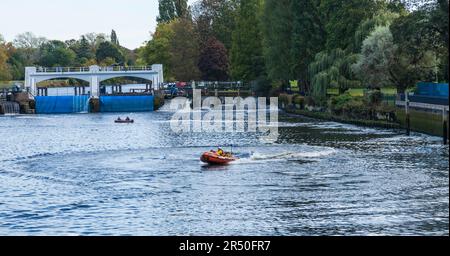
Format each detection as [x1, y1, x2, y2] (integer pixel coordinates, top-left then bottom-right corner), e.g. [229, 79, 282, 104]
[234, 148, 336, 164]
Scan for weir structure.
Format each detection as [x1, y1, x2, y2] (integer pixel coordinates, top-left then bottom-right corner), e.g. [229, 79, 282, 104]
[23, 65, 164, 114]
[25, 65, 164, 97]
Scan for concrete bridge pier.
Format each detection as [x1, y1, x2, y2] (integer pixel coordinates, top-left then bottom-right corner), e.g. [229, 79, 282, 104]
[89, 65, 100, 98]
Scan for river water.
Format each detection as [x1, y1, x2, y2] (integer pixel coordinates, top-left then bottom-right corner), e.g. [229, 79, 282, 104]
[0, 104, 448, 235]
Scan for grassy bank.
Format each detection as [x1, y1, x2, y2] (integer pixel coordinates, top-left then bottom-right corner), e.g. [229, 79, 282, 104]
[284, 108, 401, 130]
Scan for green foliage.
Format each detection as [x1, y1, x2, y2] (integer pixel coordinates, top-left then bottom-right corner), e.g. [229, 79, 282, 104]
[138, 18, 200, 81]
[96, 41, 125, 65]
[157, 0, 188, 23]
[0, 38, 12, 81]
[169, 19, 201, 81]
[319, 0, 381, 51]
[110, 30, 120, 46]
[389, 10, 440, 92]
[230, 0, 264, 82]
[192, 0, 238, 51]
[352, 26, 396, 89]
[353, 11, 400, 53]
[38, 40, 76, 67]
[367, 89, 383, 105]
[290, 0, 325, 93]
[261, 0, 292, 84]
[138, 21, 175, 80]
[309, 48, 360, 104]
[329, 92, 354, 115]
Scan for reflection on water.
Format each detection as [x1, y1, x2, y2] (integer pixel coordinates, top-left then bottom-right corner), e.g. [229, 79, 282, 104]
[0, 109, 448, 235]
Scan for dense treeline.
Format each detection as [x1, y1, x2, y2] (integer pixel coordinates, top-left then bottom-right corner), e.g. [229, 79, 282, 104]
[0, 30, 136, 81]
[137, 0, 448, 99]
[1, 0, 448, 101]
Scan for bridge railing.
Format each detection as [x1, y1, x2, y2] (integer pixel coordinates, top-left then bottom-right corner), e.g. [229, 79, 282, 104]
[35, 66, 153, 73]
[36, 67, 90, 73]
[98, 66, 153, 72]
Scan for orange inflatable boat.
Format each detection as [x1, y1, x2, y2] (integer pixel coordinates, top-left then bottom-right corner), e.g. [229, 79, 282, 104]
[200, 150, 237, 165]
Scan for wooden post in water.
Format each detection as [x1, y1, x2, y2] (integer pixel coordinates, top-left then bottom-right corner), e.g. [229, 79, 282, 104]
[405, 92, 410, 136]
[443, 107, 448, 145]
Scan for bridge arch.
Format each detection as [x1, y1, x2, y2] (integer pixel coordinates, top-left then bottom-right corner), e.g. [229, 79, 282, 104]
[34, 75, 91, 84]
[98, 74, 156, 83]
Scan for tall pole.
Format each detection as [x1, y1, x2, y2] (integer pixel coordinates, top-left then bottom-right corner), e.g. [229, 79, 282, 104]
[405, 92, 410, 136]
[443, 107, 448, 145]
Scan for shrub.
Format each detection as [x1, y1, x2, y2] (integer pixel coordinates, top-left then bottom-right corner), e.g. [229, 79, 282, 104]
[304, 96, 316, 107]
[279, 94, 289, 106]
[342, 99, 370, 119]
[329, 93, 353, 115]
[367, 89, 382, 105]
[292, 95, 305, 109]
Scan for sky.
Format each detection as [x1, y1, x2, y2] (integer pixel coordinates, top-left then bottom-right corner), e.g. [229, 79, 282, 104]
[0, 0, 196, 50]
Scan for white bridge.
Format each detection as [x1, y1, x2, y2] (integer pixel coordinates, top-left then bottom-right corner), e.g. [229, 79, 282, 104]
[25, 64, 164, 97]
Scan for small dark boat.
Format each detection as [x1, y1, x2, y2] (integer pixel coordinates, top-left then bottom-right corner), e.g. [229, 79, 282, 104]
[201, 150, 237, 165]
[115, 119, 134, 124]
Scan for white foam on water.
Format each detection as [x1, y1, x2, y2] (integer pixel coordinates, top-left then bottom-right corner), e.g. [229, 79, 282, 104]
[234, 147, 337, 165]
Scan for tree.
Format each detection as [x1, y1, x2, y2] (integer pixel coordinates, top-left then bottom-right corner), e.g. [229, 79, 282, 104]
[230, 0, 265, 82]
[309, 49, 360, 104]
[319, 0, 381, 51]
[138, 21, 176, 80]
[6, 43, 27, 80]
[157, 0, 188, 23]
[13, 32, 47, 49]
[0, 36, 12, 81]
[388, 10, 440, 92]
[96, 41, 124, 64]
[424, 0, 449, 81]
[192, 0, 238, 51]
[174, 0, 189, 19]
[111, 30, 120, 46]
[169, 19, 201, 81]
[261, 0, 292, 87]
[12, 32, 47, 67]
[352, 26, 397, 89]
[198, 37, 229, 81]
[76, 36, 95, 64]
[290, 0, 325, 94]
[38, 40, 76, 67]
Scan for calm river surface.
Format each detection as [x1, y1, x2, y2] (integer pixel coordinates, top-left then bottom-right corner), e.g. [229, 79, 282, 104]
[0, 104, 448, 235]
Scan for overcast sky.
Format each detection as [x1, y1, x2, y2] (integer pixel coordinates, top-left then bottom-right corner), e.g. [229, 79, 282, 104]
[0, 0, 196, 49]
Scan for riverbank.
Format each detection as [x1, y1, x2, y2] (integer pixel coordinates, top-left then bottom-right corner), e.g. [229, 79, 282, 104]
[282, 108, 402, 130]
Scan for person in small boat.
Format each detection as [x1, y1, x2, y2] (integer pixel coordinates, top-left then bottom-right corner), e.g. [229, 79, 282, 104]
[125, 117, 130, 121]
[216, 148, 233, 158]
[117, 117, 122, 121]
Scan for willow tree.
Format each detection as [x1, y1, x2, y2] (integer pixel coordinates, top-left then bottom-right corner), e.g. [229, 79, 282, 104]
[309, 49, 360, 104]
